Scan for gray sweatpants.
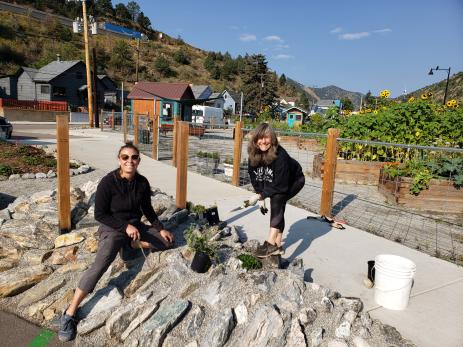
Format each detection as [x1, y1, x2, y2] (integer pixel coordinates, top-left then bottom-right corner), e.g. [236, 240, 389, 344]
[78, 223, 172, 293]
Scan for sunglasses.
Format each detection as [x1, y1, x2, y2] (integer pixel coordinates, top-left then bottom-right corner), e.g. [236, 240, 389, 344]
[120, 154, 140, 161]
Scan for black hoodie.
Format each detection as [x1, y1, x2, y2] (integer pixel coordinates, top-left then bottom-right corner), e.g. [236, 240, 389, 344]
[248, 145, 303, 199]
[94, 169, 163, 233]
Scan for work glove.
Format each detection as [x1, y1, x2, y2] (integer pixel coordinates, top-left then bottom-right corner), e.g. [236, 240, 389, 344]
[258, 199, 268, 215]
[246, 193, 261, 207]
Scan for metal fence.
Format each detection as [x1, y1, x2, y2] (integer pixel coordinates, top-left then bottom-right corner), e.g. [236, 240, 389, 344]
[108, 120, 463, 265]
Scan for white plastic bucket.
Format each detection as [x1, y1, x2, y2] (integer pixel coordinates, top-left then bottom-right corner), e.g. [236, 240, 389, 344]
[374, 254, 416, 310]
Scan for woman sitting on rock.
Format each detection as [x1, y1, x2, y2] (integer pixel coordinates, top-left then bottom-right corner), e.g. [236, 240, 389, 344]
[247, 123, 305, 258]
[59, 142, 174, 342]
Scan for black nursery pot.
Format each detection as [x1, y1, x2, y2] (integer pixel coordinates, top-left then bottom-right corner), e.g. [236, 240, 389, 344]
[367, 260, 375, 282]
[191, 251, 212, 273]
[205, 207, 220, 225]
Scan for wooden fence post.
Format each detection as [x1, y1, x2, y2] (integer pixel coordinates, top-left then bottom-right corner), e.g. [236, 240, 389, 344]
[123, 110, 127, 143]
[172, 116, 179, 167]
[232, 121, 244, 186]
[176, 121, 189, 209]
[152, 113, 159, 160]
[320, 128, 340, 217]
[56, 115, 71, 234]
[133, 113, 139, 146]
[111, 109, 115, 130]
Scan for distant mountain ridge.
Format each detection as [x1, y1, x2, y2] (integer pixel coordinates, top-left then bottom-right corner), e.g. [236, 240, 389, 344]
[285, 78, 363, 107]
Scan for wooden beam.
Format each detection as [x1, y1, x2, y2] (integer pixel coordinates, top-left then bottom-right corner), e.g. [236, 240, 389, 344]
[111, 109, 115, 130]
[320, 128, 340, 217]
[133, 112, 139, 146]
[123, 110, 127, 143]
[232, 121, 244, 186]
[172, 116, 179, 167]
[152, 113, 159, 160]
[176, 121, 189, 209]
[56, 114, 71, 234]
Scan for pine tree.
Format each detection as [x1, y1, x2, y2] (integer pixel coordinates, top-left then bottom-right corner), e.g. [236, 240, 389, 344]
[279, 73, 287, 86]
[137, 12, 151, 29]
[297, 92, 311, 111]
[126, 1, 141, 22]
[242, 54, 277, 115]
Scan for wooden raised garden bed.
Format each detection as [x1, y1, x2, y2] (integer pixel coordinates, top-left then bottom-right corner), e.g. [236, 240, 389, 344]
[312, 153, 390, 185]
[279, 136, 322, 151]
[378, 170, 463, 214]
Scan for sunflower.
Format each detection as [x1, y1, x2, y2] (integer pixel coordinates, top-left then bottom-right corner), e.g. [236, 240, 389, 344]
[365, 108, 372, 113]
[408, 97, 415, 102]
[379, 90, 391, 99]
[421, 93, 428, 100]
[373, 110, 378, 114]
[446, 99, 458, 108]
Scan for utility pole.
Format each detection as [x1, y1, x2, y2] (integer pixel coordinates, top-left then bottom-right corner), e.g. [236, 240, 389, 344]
[121, 81, 124, 113]
[258, 73, 264, 114]
[135, 38, 140, 83]
[82, 0, 94, 127]
[92, 47, 99, 128]
[240, 91, 243, 122]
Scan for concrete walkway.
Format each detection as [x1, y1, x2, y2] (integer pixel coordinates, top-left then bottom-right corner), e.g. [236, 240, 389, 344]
[25, 127, 463, 347]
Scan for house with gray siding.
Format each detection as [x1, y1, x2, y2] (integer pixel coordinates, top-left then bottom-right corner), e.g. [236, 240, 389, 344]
[221, 90, 241, 114]
[16, 59, 116, 109]
[0, 73, 19, 99]
[191, 85, 213, 100]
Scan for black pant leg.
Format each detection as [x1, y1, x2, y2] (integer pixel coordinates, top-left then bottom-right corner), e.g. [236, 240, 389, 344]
[270, 193, 287, 232]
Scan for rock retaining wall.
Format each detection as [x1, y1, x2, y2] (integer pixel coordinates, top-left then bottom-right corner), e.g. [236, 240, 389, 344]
[0, 181, 415, 346]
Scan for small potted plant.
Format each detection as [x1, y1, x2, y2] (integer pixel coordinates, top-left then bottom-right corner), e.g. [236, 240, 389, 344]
[184, 225, 218, 273]
[196, 151, 221, 174]
[190, 204, 206, 219]
[223, 156, 234, 177]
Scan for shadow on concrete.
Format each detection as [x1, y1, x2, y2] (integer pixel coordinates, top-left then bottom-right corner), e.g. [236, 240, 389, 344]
[283, 218, 332, 262]
[0, 193, 16, 210]
[332, 193, 357, 216]
[224, 205, 259, 225]
[304, 268, 314, 282]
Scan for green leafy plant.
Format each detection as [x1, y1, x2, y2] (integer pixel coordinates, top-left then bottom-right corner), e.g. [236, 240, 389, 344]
[184, 224, 218, 258]
[237, 253, 262, 270]
[190, 204, 206, 215]
[224, 156, 233, 165]
[196, 151, 220, 160]
[382, 157, 463, 195]
[0, 164, 13, 176]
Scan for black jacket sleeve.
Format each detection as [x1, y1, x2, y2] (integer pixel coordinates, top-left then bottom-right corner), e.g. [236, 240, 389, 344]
[260, 148, 291, 199]
[94, 177, 128, 232]
[140, 179, 164, 231]
[248, 160, 263, 195]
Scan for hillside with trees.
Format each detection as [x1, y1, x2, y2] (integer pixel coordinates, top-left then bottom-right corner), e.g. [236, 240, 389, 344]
[0, 0, 323, 115]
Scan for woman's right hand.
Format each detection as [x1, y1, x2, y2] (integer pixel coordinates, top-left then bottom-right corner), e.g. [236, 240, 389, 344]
[126, 224, 140, 240]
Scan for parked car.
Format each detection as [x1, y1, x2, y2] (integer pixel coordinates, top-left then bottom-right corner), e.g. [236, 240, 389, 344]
[0, 117, 12, 139]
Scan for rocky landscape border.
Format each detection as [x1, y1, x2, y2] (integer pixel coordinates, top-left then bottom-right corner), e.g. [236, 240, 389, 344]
[0, 180, 415, 347]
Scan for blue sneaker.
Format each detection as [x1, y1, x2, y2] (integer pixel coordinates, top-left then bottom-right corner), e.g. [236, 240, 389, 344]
[58, 311, 77, 342]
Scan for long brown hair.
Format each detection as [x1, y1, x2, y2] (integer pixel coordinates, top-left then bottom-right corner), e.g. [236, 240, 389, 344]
[247, 123, 279, 166]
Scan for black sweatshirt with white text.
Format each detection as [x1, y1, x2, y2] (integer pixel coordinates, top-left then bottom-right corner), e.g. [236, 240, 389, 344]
[94, 169, 163, 233]
[248, 145, 303, 199]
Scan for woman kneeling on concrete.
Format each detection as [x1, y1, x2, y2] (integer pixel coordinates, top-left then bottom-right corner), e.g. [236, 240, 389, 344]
[247, 123, 305, 258]
[58, 142, 174, 342]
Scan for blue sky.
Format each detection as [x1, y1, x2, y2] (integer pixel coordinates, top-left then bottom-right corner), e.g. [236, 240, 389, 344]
[119, 0, 463, 97]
